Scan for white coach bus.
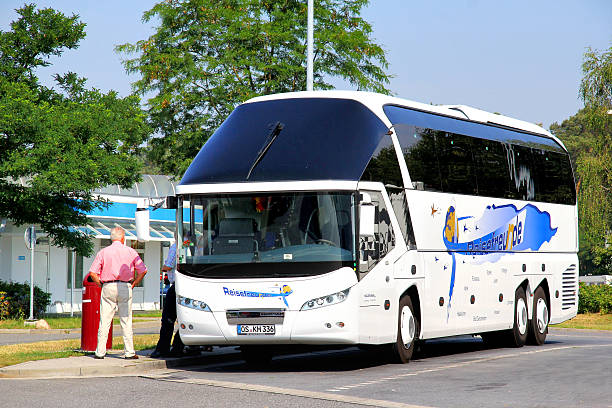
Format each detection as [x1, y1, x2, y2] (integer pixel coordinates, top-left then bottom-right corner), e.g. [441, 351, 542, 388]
[171, 91, 578, 364]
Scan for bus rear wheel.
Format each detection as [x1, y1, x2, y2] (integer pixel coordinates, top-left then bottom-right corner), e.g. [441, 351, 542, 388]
[390, 296, 419, 363]
[527, 286, 549, 345]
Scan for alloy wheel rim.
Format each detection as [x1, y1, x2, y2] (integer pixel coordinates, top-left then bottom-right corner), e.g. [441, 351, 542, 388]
[517, 297, 527, 335]
[400, 305, 415, 348]
[536, 298, 549, 334]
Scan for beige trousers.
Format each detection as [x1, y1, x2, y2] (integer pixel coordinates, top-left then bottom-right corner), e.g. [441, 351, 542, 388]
[95, 282, 135, 358]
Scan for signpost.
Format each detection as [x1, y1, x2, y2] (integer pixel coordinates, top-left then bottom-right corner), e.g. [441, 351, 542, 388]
[24, 225, 36, 321]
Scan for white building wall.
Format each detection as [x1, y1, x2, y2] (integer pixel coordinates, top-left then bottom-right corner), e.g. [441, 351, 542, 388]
[0, 236, 12, 282]
[2, 224, 166, 313]
[143, 240, 161, 310]
[10, 235, 29, 285]
[48, 245, 68, 312]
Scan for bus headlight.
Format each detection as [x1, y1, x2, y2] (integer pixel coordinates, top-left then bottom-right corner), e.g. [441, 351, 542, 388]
[177, 295, 211, 311]
[301, 289, 350, 311]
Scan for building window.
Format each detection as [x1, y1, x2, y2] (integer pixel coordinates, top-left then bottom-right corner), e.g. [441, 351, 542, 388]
[127, 240, 146, 287]
[67, 251, 84, 289]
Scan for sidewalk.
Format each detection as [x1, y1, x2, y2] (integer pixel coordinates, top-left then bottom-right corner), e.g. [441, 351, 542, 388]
[0, 318, 242, 379]
[0, 348, 239, 379]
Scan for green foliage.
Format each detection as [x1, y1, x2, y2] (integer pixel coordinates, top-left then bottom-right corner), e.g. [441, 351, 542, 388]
[0, 292, 9, 320]
[0, 281, 51, 319]
[0, 5, 150, 255]
[549, 109, 595, 175]
[551, 44, 612, 275]
[578, 283, 612, 314]
[117, 0, 391, 176]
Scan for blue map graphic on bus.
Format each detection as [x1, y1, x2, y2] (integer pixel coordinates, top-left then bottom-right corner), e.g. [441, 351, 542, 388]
[223, 285, 293, 307]
[441, 204, 557, 320]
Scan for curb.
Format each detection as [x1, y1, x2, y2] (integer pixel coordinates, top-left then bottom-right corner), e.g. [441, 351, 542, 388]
[0, 353, 215, 379]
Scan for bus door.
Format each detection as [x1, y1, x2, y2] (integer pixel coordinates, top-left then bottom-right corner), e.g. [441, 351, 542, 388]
[357, 188, 405, 344]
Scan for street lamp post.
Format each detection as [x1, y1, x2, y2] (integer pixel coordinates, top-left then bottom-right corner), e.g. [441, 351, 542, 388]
[307, 0, 314, 91]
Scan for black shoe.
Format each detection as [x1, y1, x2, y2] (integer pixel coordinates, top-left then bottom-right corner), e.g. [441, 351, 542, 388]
[124, 355, 139, 360]
[93, 355, 104, 359]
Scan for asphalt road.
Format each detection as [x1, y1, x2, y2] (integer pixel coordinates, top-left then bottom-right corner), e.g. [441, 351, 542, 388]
[1, 328, 611, 408]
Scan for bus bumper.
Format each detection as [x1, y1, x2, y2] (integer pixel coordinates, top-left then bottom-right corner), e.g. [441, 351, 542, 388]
[177, 298, 359, 346]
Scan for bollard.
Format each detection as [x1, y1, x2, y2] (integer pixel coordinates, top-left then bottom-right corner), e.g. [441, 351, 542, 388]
[80, 273, 112, 352]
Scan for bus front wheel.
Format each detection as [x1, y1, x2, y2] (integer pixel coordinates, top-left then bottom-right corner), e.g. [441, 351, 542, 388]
[390, 296, 419, 363]
[509, 286, 528, 347]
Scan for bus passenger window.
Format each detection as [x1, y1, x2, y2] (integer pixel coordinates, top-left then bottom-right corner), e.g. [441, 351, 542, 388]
[394, 124, 442, 192]
[437, 132, 477, 195]
[359, 191, 396, 275]
[361, 133, 403, 188]
[388, 187, 416, 248]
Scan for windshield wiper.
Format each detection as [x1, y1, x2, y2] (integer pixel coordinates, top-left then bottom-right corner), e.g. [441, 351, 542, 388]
[246, 121, 284, 180]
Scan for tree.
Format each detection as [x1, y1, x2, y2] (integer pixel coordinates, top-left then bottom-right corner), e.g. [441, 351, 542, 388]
[552, 44, 612, 275]
[0, 5, 150, 255]
[117, 0, 391, 176]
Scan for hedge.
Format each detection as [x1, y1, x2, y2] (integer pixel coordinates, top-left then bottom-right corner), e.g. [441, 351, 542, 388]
[578, 282, 612, 314]
[0, 281, 51, 319]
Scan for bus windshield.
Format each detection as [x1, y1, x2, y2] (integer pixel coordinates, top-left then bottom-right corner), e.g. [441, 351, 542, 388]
[177, 192, 357, 278]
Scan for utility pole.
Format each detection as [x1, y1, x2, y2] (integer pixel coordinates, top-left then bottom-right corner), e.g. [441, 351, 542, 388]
[307, 0, 314, 91]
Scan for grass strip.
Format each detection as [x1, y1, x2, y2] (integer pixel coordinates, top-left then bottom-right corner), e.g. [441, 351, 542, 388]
[0, 314, 160, 330]
[551, 313, 612, 330]
[0, 334, 158, 368]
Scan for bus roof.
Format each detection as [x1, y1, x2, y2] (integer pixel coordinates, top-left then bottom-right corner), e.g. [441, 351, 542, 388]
[245, 91, 566, 152]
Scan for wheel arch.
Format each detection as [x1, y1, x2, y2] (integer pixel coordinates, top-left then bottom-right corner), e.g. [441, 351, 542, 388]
[534, 278, 551, 320]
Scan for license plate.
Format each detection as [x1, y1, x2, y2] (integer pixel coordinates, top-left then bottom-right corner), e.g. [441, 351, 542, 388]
[237, 324, 276, 335]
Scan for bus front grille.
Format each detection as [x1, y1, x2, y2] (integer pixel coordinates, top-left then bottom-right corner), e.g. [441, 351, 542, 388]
[561, 264, 577, 310]
[226, 309, 285, 325]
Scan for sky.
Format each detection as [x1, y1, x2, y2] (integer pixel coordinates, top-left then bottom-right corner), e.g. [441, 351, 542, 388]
[2, 0, 611, 129]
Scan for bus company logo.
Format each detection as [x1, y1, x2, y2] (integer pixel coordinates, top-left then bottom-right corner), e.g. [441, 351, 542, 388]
[442, 203, 557, 255]
[222, 285, 294, 306]
[440, 203, 557, 321]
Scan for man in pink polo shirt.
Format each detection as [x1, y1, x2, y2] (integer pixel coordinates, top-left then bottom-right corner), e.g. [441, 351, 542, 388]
[89, 226, 147, 359]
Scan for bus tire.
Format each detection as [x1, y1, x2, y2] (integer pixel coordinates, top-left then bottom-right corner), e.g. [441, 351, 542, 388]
[527, 286, 549, 345]
[240, 346, 273, 367]
[390, 296, 419, 363]
[509, 286, 528, 347]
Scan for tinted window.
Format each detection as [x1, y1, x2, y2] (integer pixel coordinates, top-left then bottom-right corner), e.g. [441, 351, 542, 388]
[385, 105, 576, 204]
[181, 98, 388, 185]
[361, 133, 404, 187]
[394, 124, 442, 191]
[472, 138, 511, 198]
[384, 105, 565, 153]
[437, 132, 477, 195]
[359, 191, 396, 276]
[507, 144, 536, 201]
[532, 150, 576, 204]
[388, 187, 416, 248]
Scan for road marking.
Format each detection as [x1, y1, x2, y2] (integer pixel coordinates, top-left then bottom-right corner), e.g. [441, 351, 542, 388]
[325, 343, 612, 392]
[142, 374, 436, 408]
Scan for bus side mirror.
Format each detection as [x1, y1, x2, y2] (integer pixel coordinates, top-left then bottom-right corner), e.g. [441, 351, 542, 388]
[165, 196, 177, 209]
[359, 193, 375, 237]
[135, 199, 150, 242]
